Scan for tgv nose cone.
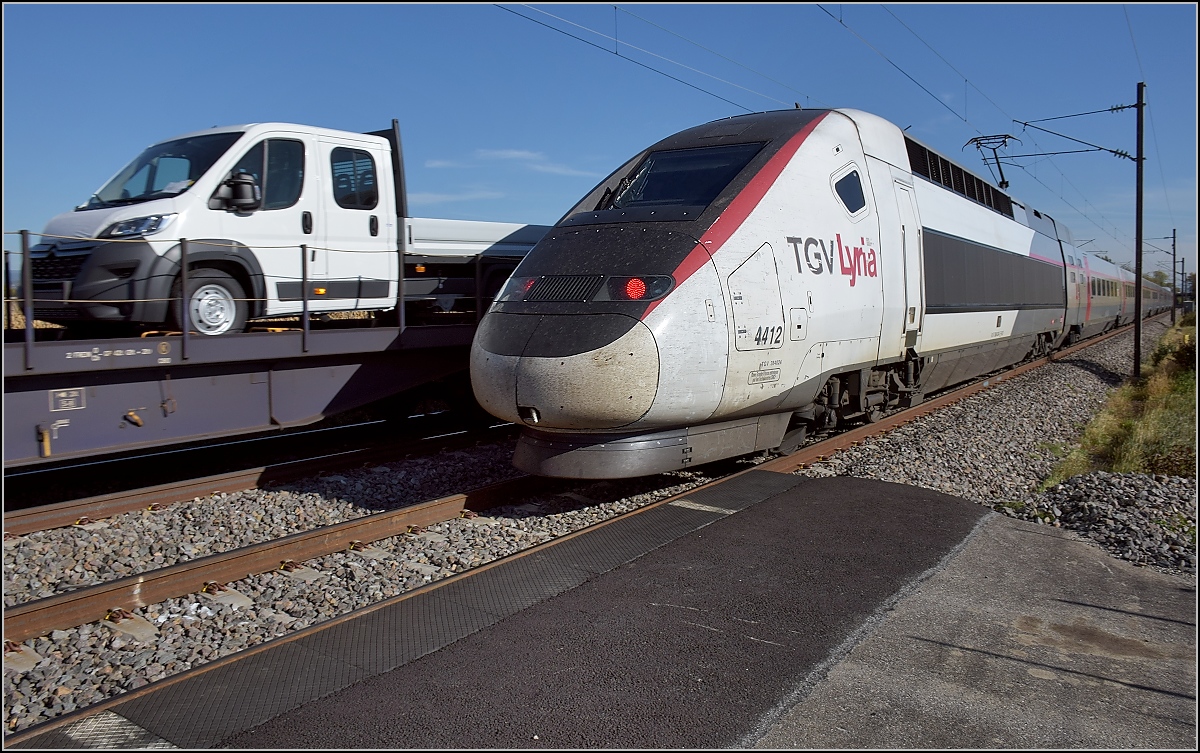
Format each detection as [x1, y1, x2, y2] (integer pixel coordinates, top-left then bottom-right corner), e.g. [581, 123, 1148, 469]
[471, 312, 659, 430]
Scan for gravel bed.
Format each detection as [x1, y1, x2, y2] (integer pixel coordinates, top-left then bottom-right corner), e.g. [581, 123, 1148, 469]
[3, 319, 1194, 735]
[794, 317, 1195, 575]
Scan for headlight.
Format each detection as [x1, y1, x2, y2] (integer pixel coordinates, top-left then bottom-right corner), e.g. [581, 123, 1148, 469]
[494, 275, 540, 303]
[99, 213, 177, 239]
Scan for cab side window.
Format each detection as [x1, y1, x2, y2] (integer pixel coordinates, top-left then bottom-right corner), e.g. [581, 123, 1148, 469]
[330, 148, 378, 210]
[831, 165, 868, 219]
[834, 170, 866, 214]
[229, 139, 305, 210]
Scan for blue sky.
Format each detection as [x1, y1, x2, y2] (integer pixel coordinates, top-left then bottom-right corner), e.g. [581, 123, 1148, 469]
[3, 3, 1196, 282]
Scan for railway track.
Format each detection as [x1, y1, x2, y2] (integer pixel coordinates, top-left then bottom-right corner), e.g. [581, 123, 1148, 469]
[2, 420, 518, 535]
[3, 316, 1152, 648]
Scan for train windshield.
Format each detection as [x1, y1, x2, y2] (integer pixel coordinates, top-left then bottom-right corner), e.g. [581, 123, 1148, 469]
[80, 132, 245, 210]
[561, 142, 765, 225]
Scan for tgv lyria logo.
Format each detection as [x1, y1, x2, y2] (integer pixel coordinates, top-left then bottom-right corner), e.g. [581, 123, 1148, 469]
[786, 234, 879, 287]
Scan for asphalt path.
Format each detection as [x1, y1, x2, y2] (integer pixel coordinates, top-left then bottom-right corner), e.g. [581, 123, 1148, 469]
[217, 475, 1195, 749]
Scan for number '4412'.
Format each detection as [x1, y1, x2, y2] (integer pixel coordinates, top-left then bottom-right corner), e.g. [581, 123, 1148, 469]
[754, 326, 782, 346]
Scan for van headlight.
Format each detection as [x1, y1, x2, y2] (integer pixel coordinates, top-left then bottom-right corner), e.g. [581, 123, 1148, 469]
[99, 213, 177, 239]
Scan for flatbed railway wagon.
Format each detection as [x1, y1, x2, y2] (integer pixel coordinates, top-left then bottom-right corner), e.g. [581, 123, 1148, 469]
[4, 119, 549, 467]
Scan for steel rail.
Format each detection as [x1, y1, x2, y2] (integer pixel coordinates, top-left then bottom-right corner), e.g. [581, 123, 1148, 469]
[2, 424, 518, 536]
[2, 474, 568, 644]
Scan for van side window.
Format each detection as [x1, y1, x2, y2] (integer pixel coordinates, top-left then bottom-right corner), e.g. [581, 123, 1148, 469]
[228, 138, 305, 210]
[264, 140, 304, 209]
[331, 148, 378, 210]
[833, 169, 866, 215]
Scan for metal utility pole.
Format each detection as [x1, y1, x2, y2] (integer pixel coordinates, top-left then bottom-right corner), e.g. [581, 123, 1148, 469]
[1133, 82, 1144, 378]
[1171, 228, 1177, 325]
[1182, 257, 1187, 311]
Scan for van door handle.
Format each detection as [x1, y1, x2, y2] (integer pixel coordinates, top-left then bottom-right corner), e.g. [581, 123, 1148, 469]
[302, 211, 313, 234]
[369, 215, 379, 237]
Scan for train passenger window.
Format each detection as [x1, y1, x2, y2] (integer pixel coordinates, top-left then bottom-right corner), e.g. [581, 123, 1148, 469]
[832, 168, 867, 215]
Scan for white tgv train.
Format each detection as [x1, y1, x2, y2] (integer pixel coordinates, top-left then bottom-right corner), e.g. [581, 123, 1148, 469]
[470, 108, 1170, 478]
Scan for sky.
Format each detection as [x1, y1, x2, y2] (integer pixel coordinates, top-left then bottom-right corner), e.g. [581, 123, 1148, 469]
[3, 3, 1196, 285]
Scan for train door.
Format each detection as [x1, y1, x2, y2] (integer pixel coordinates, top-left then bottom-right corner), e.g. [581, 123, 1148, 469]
[1062, 248, 1084, 336]
[722, 241, 787, 412]
[894, 182, 923, 348]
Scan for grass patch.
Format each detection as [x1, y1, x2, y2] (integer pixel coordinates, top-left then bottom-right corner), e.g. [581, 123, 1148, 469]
[1040, 318, 1197, 490]
[1035, 441, 1070, 458]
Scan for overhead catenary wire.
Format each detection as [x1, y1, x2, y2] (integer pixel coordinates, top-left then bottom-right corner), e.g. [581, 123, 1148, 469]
[879, 4, 1013, 125]
[818, 5, 975, 132]
[1123, 8, 1177, 238]
[1012, 120, 1133, 160]
[871, 4, 1154, 259]
[497, 4, 757, 113]
[886, 4, 1181, 259]
[614, 5, 831, 109]
[1124, 8, 1176, 228]
[1018, 105, 1136, 124]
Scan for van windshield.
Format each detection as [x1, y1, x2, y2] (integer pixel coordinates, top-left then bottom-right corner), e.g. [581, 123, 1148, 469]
[82, 132, 244, 210]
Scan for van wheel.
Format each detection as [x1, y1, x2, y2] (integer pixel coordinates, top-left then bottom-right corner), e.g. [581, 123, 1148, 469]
[170, 269, 247, 336]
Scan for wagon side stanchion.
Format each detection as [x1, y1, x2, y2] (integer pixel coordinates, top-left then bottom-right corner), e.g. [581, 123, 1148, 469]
[180, 238, 189, 361]
[475, 253, 483, 323]
[22, 229, 34, 370]
[4, 245, 13, 332]
[301, 244, 309, 353]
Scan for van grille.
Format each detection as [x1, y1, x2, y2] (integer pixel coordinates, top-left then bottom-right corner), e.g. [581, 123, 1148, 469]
[32, 255, 87, 281]
[525, 275, 605, 302]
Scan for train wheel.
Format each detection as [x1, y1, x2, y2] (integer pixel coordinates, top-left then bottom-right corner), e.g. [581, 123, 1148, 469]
[170, 270, 248, 336]
[865, 406, 884, 423]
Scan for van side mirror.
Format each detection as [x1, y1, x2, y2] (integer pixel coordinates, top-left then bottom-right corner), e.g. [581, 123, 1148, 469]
[209, 171, 262, 211]
[227, 171, 261, 211]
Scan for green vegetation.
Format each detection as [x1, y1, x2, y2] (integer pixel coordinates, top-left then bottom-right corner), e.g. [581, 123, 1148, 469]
[1040, 313, 1197, 489]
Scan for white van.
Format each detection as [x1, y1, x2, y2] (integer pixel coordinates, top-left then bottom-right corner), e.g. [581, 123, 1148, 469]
[28, 121, 548, 335]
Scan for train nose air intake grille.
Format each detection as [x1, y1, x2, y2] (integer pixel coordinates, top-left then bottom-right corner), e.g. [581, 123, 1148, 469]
[525, 275, 605, 302]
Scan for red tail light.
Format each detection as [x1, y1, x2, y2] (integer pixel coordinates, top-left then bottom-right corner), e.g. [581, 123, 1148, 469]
[598, 275, 673, 302]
